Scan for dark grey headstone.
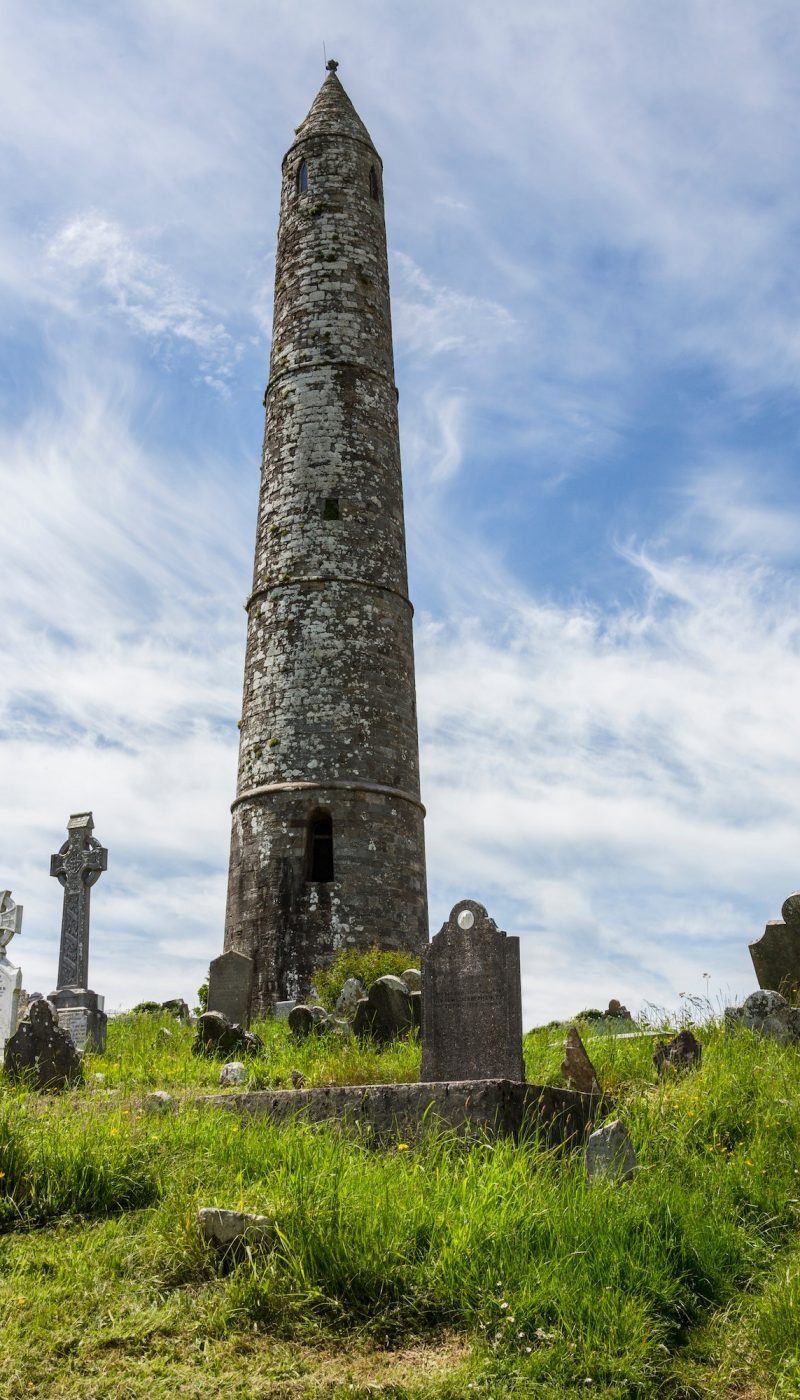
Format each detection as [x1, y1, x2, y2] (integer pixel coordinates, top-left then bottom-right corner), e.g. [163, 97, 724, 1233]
[421, 899, 524, 1083]
[4, 998, 82, 1090]
[749, 894, 800, 998]
[366, 975, 413, 1043]
[207, 951, 253, 1027]
[288, 1004, 314, 1039]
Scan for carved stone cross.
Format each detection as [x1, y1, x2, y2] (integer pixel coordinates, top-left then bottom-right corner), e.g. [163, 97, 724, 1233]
[0, 891, 23, 954]
[50, 812, 107, 990]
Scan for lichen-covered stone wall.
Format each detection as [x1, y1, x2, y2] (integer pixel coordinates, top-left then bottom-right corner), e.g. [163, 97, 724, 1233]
[224, 70, 428, 1009]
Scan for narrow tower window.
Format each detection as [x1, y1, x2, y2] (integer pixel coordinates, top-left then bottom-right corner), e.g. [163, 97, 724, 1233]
[322, 497, 340, 520]
[296, 160, 308, 194]
[369, 165, 380, 201]
[307, 811, 334, 882]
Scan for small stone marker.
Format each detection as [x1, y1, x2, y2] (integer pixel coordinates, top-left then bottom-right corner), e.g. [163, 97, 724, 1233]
[725, 989, 800, 1044]
[561, 1027, 601, 1095]
[207, 950, 253, 1027]
[144, 1090, 174, 1112]
[749, 893, 800, 998]
[219, 1061, 247, 1088]
[197, 1207, 274, 1251]
[653, 1029, 702, 1076]
[48, 812, 108, 1051]
[273, 999, 296, 1020]
[586, 1119, 637, 1183]
[421, 899, 524, 1083]
[0, 892, 23, 1058]
[4, 998, 82, 1091]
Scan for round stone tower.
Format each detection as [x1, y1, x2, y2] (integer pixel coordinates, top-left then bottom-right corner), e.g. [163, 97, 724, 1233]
[223, 64, 428, 1013]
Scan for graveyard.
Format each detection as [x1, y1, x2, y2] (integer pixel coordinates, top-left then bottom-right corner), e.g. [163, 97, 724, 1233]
[5, 27, 800, 1400]
[2, 972, 800, 1397]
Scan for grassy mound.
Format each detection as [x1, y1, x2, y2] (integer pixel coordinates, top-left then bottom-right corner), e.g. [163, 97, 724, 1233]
[1, 1014, 799, 1396]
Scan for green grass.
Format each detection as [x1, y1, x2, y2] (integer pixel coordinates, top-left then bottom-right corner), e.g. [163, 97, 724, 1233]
[1, 1014, 799, 1396]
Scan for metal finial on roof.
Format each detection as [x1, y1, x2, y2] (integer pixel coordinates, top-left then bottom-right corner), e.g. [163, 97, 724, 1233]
[326, 58, 339, 73]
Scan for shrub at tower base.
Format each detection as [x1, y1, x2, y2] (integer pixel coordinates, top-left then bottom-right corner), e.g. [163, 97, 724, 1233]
[313, 943, 420, 1010]
[2, 1010, 800, 1395]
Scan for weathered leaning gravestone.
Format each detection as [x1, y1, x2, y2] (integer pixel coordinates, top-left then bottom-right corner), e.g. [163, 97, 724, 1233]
[0, 891, 23, 1057]
[749, 892, 800, 998]
[48, 812, 108, 1051]
[207, 950, 253, 1027]
[421, 899, 524, 1083]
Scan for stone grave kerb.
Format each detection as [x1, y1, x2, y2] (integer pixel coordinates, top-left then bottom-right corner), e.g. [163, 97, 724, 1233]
[421, 899, 524, 1084]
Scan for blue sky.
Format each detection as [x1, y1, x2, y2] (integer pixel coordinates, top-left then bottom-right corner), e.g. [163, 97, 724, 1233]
[3, 1, 800, 1025]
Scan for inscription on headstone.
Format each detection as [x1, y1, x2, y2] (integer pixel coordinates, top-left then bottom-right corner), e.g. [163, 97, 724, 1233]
[750, 893, 800, 998]
[421, 899, 524, 1083]
[0, 892, 23, 1057]
[48, 813, 108, 1052]
[208, 950, 253, 1027]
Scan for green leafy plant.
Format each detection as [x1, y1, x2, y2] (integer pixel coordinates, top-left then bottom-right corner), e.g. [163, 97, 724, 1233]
[313, 944, 420, 1010]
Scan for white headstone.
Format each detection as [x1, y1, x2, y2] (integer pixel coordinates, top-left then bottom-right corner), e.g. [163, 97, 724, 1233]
[0, 893, 23, 1056]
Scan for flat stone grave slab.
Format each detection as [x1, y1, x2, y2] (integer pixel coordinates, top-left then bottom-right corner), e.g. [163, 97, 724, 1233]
[199, 1078, 602, 1147]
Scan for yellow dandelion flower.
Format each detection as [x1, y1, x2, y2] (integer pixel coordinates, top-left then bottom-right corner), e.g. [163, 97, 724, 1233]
[109, 1128, 119, 1137]
[397, 1143, 410, 1151]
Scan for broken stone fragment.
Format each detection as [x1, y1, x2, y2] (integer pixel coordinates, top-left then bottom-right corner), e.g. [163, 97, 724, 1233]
[653, 1029, 701, 1076]
[561, 1027, 601, 1095]
[144, 1090, 174, 1113]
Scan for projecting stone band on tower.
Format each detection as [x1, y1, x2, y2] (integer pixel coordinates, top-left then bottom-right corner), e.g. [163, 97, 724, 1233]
[223, 66, 428, 1013]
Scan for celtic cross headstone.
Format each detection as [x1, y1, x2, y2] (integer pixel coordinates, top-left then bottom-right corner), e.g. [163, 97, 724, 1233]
[48, 813, 108, 1051]
[50, 812, 107, 991]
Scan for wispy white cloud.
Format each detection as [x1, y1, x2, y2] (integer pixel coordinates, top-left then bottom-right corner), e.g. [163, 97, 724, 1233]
[47, 213, 240, 388]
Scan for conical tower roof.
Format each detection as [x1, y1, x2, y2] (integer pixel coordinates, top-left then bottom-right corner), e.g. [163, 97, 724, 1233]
[293, 63, 377, 153]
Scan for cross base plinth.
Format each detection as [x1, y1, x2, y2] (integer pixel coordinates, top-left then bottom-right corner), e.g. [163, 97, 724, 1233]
[48, 987, 107, 1053]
